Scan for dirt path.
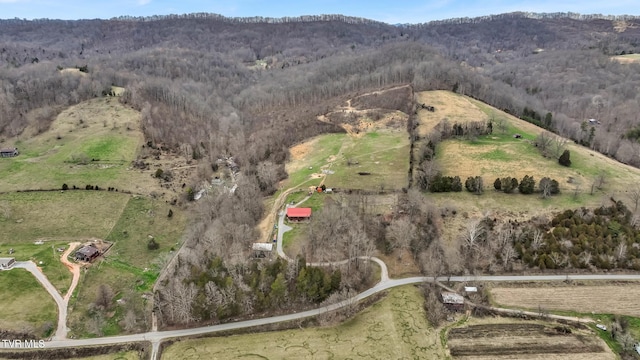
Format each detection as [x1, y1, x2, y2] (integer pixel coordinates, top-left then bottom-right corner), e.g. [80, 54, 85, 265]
[257, 179, 314, 244]
[60, 242, 81, 303]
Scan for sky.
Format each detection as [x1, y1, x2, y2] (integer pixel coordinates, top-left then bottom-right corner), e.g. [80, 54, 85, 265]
[0, 0, 638, 24]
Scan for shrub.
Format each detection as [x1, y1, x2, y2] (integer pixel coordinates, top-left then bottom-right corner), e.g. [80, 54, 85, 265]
[501, 177, 516, 193]
[494, 178, 501, 191]
[147, 238, 159, 250]
[168, 209, 173, 218]
[465, 176, 483, 194]
[519, 175, 535, 194]
[62, 183, 69, 191]
[155, 168, 164, 178]
[559, 150, 571, 167]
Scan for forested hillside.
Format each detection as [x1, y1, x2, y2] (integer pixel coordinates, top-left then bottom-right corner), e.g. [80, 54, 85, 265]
[2, 11, 640, 327]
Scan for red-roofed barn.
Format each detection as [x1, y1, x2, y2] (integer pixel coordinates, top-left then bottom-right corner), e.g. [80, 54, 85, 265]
[286, 207, 312, 221]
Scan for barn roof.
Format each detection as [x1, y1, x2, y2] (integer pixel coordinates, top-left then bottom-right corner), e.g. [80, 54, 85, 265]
[76, 245, 99, 257]
[252, 243, 273, 251]
[286, 207, 312, 218]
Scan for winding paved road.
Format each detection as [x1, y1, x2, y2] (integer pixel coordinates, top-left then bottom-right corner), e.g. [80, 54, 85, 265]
[5, 199, 640, 359]
[12, 261, 68, 340]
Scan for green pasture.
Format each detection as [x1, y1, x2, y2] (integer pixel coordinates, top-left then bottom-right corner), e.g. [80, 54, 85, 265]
[0, 98, 141, 192]
[326, 131, 409, 191]
[0, 191, 130, 243]
[0, 269, 57, 338]
[161, 285, 446, 359]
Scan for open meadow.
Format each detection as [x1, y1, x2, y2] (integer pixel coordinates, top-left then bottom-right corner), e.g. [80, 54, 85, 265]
[490, 284, 640, 317]
[68, 195, 186, 337]
[161, 285, 447, 359]
[0, 191, 130, 243]
[416, 90, 640, 216]
[0, 96, 189, 338]
[0, 98, 143, 193]
[0, 269, 57, 338]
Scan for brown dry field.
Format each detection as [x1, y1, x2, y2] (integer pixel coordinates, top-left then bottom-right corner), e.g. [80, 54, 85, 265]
[287, 136, 320, 174]
[448, 319, 614, 360]
[415, 90, 489, 137]
[491, 285, 640, 317]
[612, 54, 640, 63]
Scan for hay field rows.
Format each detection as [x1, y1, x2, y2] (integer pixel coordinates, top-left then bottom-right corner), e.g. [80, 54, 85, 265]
[448, 322, 613, 360]
[491, 285, 640, 317]
[161, 285, 447, 360]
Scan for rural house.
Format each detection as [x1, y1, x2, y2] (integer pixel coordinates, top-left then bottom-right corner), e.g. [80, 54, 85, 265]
[75, 245, 100, 262]
[0, 257, 15, 270]
[286, 207, 312, 221]
[0, 147, 19, 158]
[441, 292, 465, 310]
[252, 243, 273, 258]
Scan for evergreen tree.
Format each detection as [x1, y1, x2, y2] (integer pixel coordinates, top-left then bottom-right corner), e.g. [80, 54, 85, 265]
[519, 175, 535, 194]
[494, 178, 501, 191]
[559, 150, 571, 167]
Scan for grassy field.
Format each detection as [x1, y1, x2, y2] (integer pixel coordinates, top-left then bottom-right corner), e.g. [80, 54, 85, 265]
[491, 285, 640, 317]
[284, 133, 344, 189]
[0, 191, 130, 243]
[0, 269, 57, 338]
[285, 129, 409, 193]
[327, 131, 409, 190]
[415, 90, 489, 137]
[0, 351, 140, 360]
[105, 196, 186, 268]
[0, 98, 143, 193]
[416, 90, 640, 217]
[0, 241, 72, 293]
[161, 285, 446, 359]
[68, 196, 185, 338]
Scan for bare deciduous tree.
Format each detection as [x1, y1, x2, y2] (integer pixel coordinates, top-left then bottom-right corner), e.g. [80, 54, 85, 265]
[535, 132, 553, 157]
[386, 217, 417, 262]
[630, 188, 640, 212]
[462, 220, 486, 250]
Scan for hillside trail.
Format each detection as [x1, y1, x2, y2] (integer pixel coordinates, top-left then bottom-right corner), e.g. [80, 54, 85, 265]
[60, 242, 81, 303]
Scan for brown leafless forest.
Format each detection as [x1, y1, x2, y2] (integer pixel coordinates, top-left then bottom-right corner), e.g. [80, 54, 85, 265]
[2, 12, 640, 326]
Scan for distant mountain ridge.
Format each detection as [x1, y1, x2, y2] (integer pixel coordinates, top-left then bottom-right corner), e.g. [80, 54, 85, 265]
[1, 11, 638, 26]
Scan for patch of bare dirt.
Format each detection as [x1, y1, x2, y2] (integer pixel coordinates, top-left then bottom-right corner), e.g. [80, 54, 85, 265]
[60, 242, 81, 301]
[448, 322, 613, 360]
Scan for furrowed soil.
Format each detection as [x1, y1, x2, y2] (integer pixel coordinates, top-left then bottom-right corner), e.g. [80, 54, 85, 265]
[491, 285, 640, 317]
[448, 321, 613, 359]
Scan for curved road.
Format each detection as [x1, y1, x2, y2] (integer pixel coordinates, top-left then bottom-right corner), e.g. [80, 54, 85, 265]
[5, 201, 640, 358]
[13, 261, 69, 340]
[4, 274, 640, 349]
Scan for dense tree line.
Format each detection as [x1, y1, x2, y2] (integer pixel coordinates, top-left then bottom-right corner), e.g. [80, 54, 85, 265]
[514, 203, 640, 271]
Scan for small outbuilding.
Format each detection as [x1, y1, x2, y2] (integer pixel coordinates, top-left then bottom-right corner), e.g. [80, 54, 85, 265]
[464, 286, 478, 293]
[0, 148, 19, 158]
[286, 207, 312, 222]
[0, 257, 15, 270]
[441, 292, 465, 311]
[75, 245, 100, 262]
[252, 243, 273, 258]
